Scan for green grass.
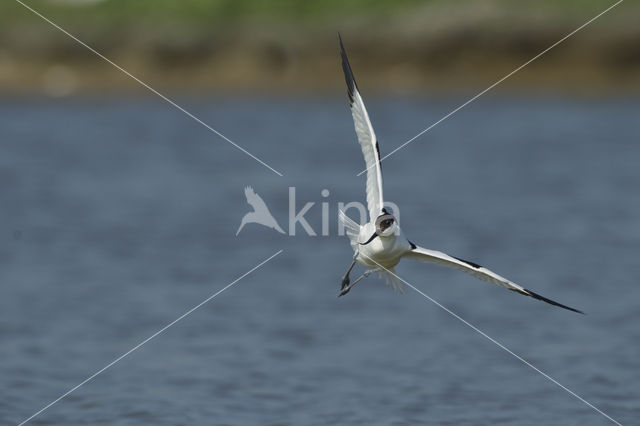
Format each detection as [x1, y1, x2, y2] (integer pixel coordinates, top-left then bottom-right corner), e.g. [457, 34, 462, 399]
[4, 0, 427, 27]
[3, 0, 618, 29]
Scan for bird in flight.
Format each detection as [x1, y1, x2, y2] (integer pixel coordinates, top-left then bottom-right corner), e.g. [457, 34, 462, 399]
[337, 35, 582, 314]
[236, 186, 285, 235]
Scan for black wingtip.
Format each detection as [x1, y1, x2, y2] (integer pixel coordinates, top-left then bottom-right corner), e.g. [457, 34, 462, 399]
[520, 288, 584, 314]
[451, 255, 482, 270]
[338, 34, 358, 105]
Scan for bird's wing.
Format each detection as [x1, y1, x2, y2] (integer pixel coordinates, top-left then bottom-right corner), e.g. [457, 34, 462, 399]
[244, 186, 268, 212]
[339, 35, 384, 222]
[338, 209, 362, 251]
[404, 245, 583, 313]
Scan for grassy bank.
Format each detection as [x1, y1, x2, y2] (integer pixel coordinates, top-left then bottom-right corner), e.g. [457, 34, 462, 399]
[1, 0, 638, 95]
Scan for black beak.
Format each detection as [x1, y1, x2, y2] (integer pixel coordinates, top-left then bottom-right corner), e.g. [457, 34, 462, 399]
[359, 231, 378, 245]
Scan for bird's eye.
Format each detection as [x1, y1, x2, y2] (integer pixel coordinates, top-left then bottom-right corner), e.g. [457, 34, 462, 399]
[376, 214, 395, 232]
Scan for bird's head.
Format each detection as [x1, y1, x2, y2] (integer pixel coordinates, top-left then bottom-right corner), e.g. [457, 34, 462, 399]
[375, 211, 397, 237]
[360, 209, 398, 245]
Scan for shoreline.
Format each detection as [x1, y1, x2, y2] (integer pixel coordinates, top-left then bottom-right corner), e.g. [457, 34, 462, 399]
[2, 1, 639, 95]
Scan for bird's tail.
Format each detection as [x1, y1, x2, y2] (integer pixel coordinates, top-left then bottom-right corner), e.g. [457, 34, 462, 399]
[378, 268, 404, 293]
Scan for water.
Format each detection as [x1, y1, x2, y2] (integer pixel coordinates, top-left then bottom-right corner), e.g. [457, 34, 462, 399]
[1, 95, 639, 425]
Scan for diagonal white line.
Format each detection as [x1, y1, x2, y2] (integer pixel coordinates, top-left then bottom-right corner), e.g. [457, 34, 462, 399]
[18, 249, 283, 426]
[14, 0, 284, 177]
[357, 0, 624, 176]
[357, 252, 622, 425]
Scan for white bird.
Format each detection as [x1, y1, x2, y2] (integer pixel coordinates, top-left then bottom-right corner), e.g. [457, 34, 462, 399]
[337, 35, 582, 314]
[236, 186, 285, 235]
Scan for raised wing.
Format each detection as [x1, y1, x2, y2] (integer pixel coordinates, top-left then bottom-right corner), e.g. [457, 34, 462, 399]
[404, 245, 583, 313]
[339, 35, 384, 223]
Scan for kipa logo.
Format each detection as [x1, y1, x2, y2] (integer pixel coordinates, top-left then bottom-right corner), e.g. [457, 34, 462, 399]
[236, 186, 285, 235]
[236, 186, 400, 237]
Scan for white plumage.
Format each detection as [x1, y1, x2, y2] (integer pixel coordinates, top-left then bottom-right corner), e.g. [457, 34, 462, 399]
[337, 35, 582, 314]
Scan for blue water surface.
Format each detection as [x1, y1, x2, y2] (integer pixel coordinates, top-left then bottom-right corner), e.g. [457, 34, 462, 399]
[1, 94, 639, 425]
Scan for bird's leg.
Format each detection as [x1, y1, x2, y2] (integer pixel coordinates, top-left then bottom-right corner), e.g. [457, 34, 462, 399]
[339, 268, 379, 297]
[340, 250, 359, 291]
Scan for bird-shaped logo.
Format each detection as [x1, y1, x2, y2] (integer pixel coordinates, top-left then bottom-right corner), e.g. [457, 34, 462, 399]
[236, 186, 285, 236]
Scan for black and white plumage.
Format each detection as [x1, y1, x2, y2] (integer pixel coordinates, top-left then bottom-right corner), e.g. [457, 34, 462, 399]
[340, 36, 384, 223]
[337, 35, 582, 314]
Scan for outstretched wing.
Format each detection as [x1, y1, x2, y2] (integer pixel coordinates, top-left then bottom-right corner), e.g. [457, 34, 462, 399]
[404, 245, 583, 313]
[244, 186, 268, 212]
[339, 35, 384, 223]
